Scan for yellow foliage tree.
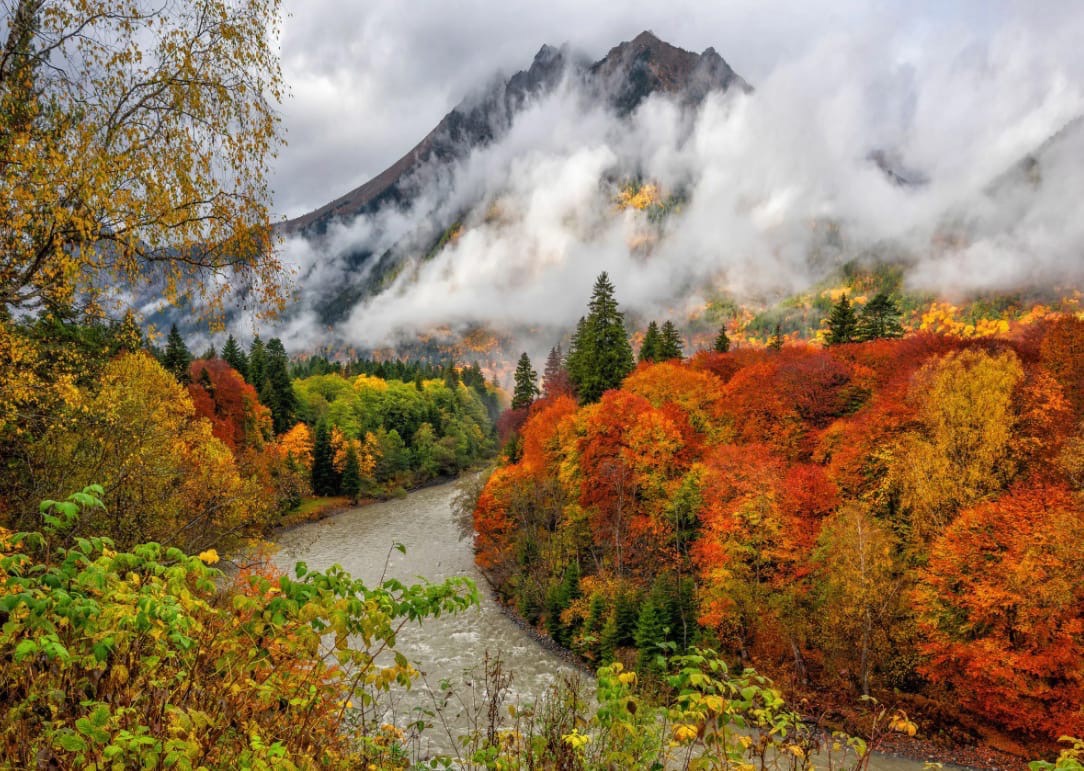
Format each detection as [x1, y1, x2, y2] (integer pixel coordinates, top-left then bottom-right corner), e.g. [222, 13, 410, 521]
[0, 0, 285, 317]
[892, 349, 1023, 539]
[14, 352, 271, 551]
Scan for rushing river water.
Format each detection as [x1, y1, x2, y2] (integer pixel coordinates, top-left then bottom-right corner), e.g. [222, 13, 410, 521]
[273, 477, 957, 770]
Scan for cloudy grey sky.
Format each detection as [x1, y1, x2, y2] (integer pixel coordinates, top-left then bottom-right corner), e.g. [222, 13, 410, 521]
[270, 0, 1084, 219]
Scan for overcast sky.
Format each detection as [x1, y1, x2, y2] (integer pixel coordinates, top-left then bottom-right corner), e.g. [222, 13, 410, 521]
[270, 0, 1084, 219]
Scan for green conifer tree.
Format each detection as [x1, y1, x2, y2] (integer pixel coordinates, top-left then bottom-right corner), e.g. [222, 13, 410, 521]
[221, 334, 248, 379]
[566, 272, 634, 403]
[340, 442, 362, 504]
[265, 338, 297, 434]
[310, 420, 338, 496]
[639, 321, 661, 362]
[248, 335, 267, 391]
[826, 294, 858, 345]
[713, 324, 731, 353]
[634, 599, 668, 670]
[856, 291, 904, 341]
[511, 352, 540, 410]
[657, 320, 684, 360]
[162, 324, 192, 384]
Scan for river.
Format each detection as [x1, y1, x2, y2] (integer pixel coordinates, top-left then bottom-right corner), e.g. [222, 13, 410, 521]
[273, 477, 957, 770]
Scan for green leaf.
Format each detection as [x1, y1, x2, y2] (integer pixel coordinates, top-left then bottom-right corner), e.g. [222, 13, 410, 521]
[53, 730, 87, 753]
[13, 639, 38, 662]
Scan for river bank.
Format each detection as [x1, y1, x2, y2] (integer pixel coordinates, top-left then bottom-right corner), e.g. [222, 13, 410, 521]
[269, 476, 1028, 770]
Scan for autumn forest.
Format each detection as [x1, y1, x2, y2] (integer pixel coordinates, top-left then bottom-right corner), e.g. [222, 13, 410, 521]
[3, 0, 1084, 769]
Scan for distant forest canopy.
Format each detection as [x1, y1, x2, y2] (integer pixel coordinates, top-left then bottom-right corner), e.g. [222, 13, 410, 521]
[475, 272, 1084, 750]
[0, 309, 499, 552]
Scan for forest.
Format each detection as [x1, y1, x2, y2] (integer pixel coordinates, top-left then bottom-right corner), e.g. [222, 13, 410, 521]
[475, 274, 1084, 755]
[2, 0, 1083, 767]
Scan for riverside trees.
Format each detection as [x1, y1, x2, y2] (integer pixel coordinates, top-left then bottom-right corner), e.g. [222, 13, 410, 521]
[475, 318, 1084, 745]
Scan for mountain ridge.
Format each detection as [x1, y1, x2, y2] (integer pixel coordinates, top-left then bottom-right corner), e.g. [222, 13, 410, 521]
[283, 31, 749, 238]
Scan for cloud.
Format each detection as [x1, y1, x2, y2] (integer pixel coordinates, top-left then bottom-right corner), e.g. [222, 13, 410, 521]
[258, 3, 1084, 363]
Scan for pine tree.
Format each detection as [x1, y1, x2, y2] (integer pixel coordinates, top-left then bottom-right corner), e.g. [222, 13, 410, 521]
[310, 421, 338, 496]
[200, 344, 216, 360]
[162, 324, 192, 383]
[511, 352, 540, 410]
[248, 335, 267, 391]
[639, 321, 661, 362]
[713, 324, 731, 353]
[634, 599, 668, 670]
[542, 345, 572, 398]
[222, 334, 248, 379]
[340, 443, 362, 504]
[657, 320, 684, 360]
[566, 272, 634, 404]
[265, 338, 297, 434]
[826, 294, 858, 345]
[856, 292, 904, 341]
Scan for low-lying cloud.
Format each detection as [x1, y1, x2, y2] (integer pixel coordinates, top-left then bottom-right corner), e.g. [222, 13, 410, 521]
[255, 14, 1084, 362]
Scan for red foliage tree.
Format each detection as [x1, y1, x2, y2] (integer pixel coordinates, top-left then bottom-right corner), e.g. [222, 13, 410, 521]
[188, 358, 271, 454]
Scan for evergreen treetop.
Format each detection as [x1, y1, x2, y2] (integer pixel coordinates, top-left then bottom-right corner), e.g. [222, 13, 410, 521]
[511, 352, 540, 410]
[566, 272, 634, 404]
[248, 335, 267, 390]
[657, 320, 684, 361]
[639, 321, 661, 363]
[162, 324, 192, 384]
[221, 334, 248, 380]
[713, 324, 731, 353]
[856, 292, 904, 341]
[826, 294, 858, 345]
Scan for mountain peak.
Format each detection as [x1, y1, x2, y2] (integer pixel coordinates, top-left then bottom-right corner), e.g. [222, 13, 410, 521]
[591, 31, 750, 115]
[284, 32, 749, 239]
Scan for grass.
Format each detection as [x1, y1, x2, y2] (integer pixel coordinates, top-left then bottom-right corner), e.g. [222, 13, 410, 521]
[277, 496, 351, 529]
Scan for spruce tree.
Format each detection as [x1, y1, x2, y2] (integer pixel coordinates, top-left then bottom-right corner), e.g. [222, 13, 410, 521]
[856, 292, 904, 341]
[511, 352, 540, 410]
[713, 324, 731, 353]
[657, 320, 684, 360]
[340, 443, 362, 504]
[222, 334, 248, 379]
[639, 321, 661, 362]
[162, 324, 192, 383]
[265, 338, 297, 434]
[826, 294, 858, 345]
[566, 272, 634, 403]
[248, 335, 267, 391]
[310, 421, 338, 496]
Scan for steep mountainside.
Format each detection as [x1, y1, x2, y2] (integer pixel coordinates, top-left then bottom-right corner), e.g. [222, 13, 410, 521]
[283, 31, 748, 239]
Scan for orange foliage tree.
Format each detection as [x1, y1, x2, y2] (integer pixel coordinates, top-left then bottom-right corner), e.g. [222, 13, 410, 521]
[914, 485, 1084, 737]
